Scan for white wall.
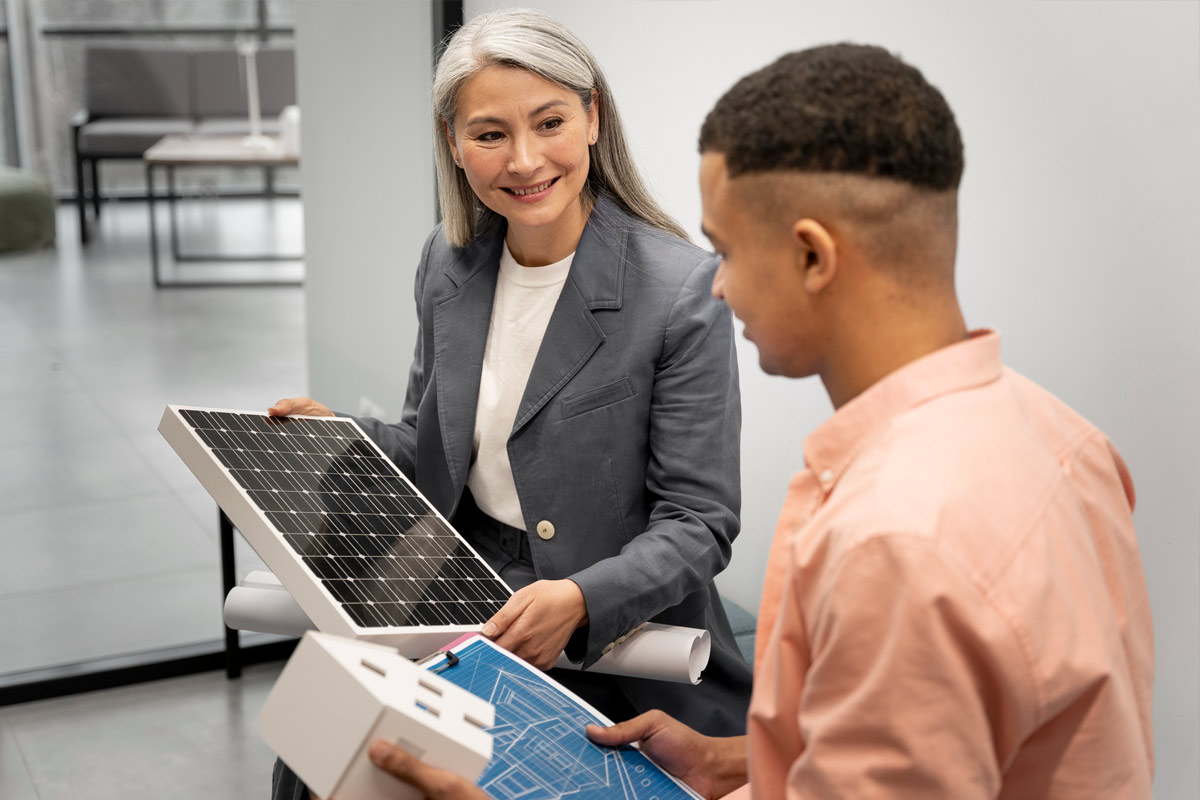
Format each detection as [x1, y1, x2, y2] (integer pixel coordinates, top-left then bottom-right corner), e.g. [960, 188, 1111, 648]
[304, 0, 1198, 793]
[465, 0, 1198, 793]
[296, 0, 435, 419]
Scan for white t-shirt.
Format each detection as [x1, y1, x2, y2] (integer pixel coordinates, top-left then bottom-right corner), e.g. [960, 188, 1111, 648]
[466, 242, 573, 530]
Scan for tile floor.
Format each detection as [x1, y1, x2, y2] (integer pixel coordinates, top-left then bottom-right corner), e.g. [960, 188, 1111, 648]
[0, 197, 306, 798]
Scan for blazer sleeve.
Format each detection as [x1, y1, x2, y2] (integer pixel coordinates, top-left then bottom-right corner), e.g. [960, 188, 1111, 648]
[346, 228, 438, 479]
[567, 255, 742, 666]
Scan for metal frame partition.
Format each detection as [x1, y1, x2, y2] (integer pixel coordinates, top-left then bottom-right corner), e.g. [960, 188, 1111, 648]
[0, 0, 464, 707]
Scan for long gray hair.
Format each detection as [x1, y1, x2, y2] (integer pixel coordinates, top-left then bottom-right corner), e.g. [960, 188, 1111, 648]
[432, 7, 687, 247]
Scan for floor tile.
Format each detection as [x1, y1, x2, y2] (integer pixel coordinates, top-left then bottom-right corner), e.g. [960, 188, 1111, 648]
[4, 662, 283, 800]
[0, 494, 213, 597]
[0, 383, 123, 448]
[0, 713, 39, 800]
[0, 435, 164, 514]
[0, 567, 228, 674]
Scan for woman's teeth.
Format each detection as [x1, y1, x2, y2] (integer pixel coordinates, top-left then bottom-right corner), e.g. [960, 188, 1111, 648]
[510, 180, 553, 196]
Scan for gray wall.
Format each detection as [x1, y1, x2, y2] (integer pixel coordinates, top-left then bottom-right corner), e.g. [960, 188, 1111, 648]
[296, 0, 434, 420]
[306, 0, 1199, 794]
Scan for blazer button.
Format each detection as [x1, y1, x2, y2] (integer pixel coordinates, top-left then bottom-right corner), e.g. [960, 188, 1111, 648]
[536, 520, 556, 540]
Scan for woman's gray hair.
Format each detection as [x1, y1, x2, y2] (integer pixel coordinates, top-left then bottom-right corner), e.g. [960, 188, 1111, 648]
[432, 7, 687, 247]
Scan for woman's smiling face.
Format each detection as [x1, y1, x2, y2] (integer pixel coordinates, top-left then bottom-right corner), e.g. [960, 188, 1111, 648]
[447, 65, 598, 264]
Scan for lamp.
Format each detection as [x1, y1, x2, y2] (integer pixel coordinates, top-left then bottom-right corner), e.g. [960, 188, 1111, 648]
[237, 35, 276, 151]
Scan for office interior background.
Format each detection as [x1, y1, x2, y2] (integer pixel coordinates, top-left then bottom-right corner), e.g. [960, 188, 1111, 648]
[0, 0, 1196, 798]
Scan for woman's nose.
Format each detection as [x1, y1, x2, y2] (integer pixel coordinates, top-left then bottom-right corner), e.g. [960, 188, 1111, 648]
[507, 133, 543, 176]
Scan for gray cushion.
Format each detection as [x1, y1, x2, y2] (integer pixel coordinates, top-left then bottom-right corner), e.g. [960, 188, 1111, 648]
[78, 118, 196, 156]
[0, 167, 56, 253]
[86, 46, 192, 118]
[721, 595, 757, 668]
[192, 46, 296, 118]
[192, 117, 283, 137]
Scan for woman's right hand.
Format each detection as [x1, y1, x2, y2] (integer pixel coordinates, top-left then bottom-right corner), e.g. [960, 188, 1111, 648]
[268, 396, 335, 418]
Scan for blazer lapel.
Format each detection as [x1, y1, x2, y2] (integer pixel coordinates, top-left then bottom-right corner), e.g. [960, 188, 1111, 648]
[511, 196, 628, 437]
[432, 231, 503, 490]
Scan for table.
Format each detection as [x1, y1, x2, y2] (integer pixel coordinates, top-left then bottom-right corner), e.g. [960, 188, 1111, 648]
[143, 134, 303, 288]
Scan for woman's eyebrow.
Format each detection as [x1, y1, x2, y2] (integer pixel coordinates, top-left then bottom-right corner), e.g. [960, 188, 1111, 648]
[463, 100, 570, 128]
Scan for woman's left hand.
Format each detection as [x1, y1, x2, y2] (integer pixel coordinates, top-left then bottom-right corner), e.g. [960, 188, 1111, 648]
[482, 579, 589, 670]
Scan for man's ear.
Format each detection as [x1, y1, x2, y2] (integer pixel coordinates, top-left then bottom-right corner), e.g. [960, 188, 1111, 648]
[792, 218, 837, 293]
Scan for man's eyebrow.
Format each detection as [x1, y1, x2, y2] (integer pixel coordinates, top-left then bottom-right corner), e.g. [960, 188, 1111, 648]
[464, 100, 569, 128]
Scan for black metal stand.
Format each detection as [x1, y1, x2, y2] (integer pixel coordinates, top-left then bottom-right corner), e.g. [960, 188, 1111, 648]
[147, 162, 303, 288]
[219, 509, 242, 678]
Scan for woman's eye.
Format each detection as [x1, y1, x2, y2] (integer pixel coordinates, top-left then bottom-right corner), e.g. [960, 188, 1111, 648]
[476, 131, 503, 143]
[541, 117, 563, 131]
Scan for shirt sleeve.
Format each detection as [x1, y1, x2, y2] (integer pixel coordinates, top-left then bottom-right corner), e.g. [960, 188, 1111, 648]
[785, 534, 1036, 799]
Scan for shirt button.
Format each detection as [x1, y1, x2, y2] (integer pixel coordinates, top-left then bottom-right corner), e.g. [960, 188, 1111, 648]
[602, 643, 615, 655]
[536, 520, 556, 540]
[819, 468, 834, 483]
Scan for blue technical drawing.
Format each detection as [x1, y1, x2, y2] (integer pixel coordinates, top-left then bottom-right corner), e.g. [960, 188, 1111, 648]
[427, 638, 700, 800]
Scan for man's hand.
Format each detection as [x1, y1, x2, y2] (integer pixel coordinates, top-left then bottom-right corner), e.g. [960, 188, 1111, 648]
[268, 397, 335, 417]
[367, 741, 489, 800]
[587, 711, 748, 800]
[482, 579, 589, 670]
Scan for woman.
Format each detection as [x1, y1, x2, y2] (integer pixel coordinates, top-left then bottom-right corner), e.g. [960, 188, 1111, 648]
[270, 12, 751, 795]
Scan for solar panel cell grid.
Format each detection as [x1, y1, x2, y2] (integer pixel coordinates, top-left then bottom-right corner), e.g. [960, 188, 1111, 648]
[177, 408, 510, 630]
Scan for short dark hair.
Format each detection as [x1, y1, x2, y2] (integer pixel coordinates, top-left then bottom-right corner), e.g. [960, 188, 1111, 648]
[699, 44, 964, 190]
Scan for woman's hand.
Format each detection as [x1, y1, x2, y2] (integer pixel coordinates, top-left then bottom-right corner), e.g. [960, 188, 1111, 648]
[482, 579, 589, 670]
[268, 397, 335, 418]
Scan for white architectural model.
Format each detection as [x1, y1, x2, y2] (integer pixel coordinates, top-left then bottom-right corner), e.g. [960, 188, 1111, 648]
[260, 631, 494, 800]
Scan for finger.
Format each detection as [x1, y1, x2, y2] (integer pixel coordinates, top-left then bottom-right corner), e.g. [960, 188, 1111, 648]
[481, 590, 532, 639]
[586, 710, 666, 747]
[268, 397, 305, 416]
[369, 741, 480, 800]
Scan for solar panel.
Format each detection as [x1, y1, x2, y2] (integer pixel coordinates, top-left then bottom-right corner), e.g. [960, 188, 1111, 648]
[159, 405, 512, 657]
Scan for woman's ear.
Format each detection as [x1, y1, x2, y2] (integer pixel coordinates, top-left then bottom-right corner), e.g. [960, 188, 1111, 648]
[792, 219, 838, 294]
[588, 89, 600, 143]
[442, 119, 461, 166]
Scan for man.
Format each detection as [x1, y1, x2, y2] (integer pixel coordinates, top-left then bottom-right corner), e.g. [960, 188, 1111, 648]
[369, 43, 1155, 799]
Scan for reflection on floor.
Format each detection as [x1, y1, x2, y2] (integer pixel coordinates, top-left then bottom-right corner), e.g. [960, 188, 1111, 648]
[0, 199, 306, 799]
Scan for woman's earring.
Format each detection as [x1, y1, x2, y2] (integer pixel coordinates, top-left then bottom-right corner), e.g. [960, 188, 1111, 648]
[454, 160, 462, 167]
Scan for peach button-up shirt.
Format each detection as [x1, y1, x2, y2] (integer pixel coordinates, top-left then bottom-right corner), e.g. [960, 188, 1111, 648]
[742, 331, 1154, 799]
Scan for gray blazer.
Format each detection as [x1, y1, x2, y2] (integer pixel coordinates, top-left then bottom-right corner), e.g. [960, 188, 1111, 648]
[356, 195, 751, 734]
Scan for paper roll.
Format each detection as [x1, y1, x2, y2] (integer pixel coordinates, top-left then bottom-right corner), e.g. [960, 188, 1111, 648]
[553, 623, 711, 684]
[224, 574, 711, 684]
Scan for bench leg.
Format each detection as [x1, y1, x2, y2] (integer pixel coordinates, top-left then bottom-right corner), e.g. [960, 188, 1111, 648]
[75, 153, 89, 245]
[91, 160, 101, 219]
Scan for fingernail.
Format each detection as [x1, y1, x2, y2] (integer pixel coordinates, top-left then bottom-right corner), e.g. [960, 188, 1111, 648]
[368, 741, 389, 765]
[482, 622, 497, 638]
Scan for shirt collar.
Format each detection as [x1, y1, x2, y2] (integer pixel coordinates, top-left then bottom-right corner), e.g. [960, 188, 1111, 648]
[803, 330, 1004, 490]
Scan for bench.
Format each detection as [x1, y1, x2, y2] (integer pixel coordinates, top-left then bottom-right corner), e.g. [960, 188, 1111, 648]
[71, 43, 296, 244]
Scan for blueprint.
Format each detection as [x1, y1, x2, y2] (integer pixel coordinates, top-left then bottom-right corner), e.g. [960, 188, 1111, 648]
[425, 637, 702, 800]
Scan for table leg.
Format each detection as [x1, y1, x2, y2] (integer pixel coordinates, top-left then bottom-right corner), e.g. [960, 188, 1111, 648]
[167, 166, 182, 262]
[146, 162, 161, 288]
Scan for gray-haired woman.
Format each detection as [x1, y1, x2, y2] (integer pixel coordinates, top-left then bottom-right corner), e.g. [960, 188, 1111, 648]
[270, 10, 751, 796]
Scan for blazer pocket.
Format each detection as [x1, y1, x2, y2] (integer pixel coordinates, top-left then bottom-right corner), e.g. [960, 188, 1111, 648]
[561, 377, 635, 420]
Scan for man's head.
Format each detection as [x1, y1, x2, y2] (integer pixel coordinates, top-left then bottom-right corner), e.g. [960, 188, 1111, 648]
[698, 44, 965, 391]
